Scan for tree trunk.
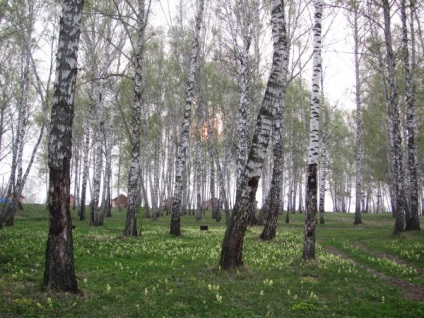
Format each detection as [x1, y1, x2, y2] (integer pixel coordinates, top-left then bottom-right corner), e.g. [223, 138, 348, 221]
[318, 71, 327, 225]
[45, 165, 78, 293]
[195, 140, 202, 221]
[303, 0, 322, 260]
[73, 148, 79, 210]
[287, 93, 294, 215]
[352, 2, 363, 225]
[210, 157, 217, 219]
[303, 163, 318, 259]
[298, 178, 304, 213]
[170, 0, 204, 236]
[260, 80, 287, 240]
[260, 8, 288, 239]
[403, 0, 420, 231]
[0, 44, 29, 227]
[152, 143, 160, 220]
[90, 134, 103, 225]
[101, 21, 114, 220]
[220, 0, 287, 269]
[81, 21, 103, 226]
[44, 0, 83, 293]
[382, 0, 408, 235]
[225, 1, 252, 192]
[124, 0, 146, 237]
[79, 115, 90, 221]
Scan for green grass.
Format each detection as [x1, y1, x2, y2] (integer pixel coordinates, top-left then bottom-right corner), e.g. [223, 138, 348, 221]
[0, 205, 423, 317]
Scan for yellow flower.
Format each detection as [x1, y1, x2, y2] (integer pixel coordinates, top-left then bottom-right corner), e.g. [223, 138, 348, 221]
[216, 293, 222, 303]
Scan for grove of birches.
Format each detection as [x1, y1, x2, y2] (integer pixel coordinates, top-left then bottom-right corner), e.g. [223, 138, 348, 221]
[0, 0, 422, 292]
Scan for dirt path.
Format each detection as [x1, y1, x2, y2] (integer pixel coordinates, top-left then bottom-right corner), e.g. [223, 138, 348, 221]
[352, 242, 424, 275]
[324, 246, 424, 302]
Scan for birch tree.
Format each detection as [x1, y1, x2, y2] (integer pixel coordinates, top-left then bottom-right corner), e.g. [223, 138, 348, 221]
[382, 0, 408, 235]
[78, 101, 90, 221]
[44, 0, 83, 293]
[169, 0, 204, 236]
[401, 0, 420, 231]
[318, 77, 327, 225]
[303, 0, 323, 260]
[82, 14, 104, 227]
[351, 0, 363, 225]
[0, 50, 14, 168]
[0, 0, 52, 227]
[123, 0, 148, 237]
[204, 88, 228, 223]
[224, 0, 254, 193]
[100, 17, 114, 221]
[259, 2, 288, 240]
[220, 0, 287, 269]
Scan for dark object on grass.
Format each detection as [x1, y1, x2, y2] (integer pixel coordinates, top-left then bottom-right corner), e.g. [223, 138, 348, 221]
[200, 225, 208, 231]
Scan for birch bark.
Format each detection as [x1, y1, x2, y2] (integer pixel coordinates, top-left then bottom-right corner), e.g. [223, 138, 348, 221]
[402, 0, 420, 231]
[169, 0, 204, 236]
[259, 2, 288, 240]
[259, 80, 287, 240]
[205, 109, 227, 223]
[220, 0, 287, 268]
[303, 0, 322, 260]
[90, 85, 104, 226]
[78, 111, 90, 221]
[0, 2, 45, 226]
[124, 0, 146, 236]
[318, 80, 327, 225]
[382, 0, 408, 235]
[100, 21, 114, 220]
[225, 1, 253, 193]
[44, 0, 83, 293]
[0, 47, 27, 227]
[81, 20, 103, 226]
[195, 142, 202, 221]
[353, 2, 363, 225]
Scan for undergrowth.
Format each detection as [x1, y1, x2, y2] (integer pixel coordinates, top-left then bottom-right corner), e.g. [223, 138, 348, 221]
[0, 205, 423, 317]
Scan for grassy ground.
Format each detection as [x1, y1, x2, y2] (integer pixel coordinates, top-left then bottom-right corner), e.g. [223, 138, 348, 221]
[0, 205, 423, 317]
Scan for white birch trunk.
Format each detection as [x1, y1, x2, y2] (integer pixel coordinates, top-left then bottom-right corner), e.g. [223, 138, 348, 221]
[124, 0, 146, 236]
[220, 0, 288, 268]
[89, 74, 103, 226]
[318, 84, 327, 225]
[1, 41, 30, 226]
[194, 143, 202, 221]
[225, 1, 253, 192]
[303, 0, 322, 260]
[382, 0, 408, 234]
[260, 58, 288, 239]
[152, 143, 160, 220]
[79, 113, 90, 221]
[402, 0, 420, 231]
[353, 3, 363, 225]
[100, 22, 114, 220]
[170, 0, 204, 236]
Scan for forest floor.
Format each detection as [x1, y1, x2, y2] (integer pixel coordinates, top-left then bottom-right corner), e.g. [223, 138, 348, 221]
[324, 245, 424, 302]
[0, 205, 423, 317]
